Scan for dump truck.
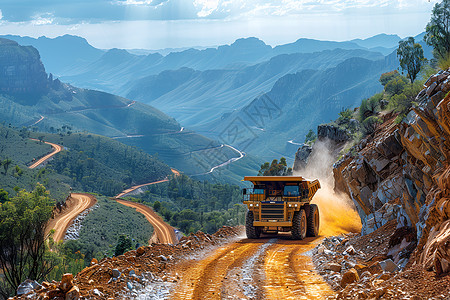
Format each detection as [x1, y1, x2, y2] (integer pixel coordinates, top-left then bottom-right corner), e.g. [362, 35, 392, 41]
[242, 176, 321, 240]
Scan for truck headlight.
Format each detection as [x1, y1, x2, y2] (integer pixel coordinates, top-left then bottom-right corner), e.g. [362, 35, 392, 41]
[256, 203, 259, 207]
[295, 204, 298, 207]
[249, 204, 253, 207]
[288, 204, 292, 207]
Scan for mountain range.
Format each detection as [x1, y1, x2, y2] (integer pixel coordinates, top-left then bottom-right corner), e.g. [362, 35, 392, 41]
[0, 31, 432, 169]
[0, 38, 257, 183]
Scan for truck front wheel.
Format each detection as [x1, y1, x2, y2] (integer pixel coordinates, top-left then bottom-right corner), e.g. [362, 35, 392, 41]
[246, 211, 261, 239]
[307, 204, 320, 237]
[292, 209, 307, 240]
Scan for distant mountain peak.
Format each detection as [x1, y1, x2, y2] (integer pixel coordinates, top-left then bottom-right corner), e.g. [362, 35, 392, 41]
[0, 38, 19, 46]
[231, 37, 270, 49]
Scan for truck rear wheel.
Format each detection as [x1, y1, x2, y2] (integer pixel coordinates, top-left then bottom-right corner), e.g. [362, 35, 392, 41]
[246, 211, 261, 239]
[292, 209, 307, 240]
[307, 204, 320, 237]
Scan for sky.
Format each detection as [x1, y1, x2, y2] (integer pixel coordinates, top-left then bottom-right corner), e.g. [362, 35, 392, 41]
[0, 0, 440, 49]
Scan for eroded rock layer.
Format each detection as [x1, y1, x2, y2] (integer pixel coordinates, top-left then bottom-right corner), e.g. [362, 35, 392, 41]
[333, 69, 450, 272]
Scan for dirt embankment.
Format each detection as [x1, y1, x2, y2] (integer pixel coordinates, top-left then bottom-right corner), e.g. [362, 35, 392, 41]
[46, 193, 97, 241]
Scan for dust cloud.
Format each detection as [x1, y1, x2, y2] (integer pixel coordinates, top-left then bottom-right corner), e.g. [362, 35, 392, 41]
[294, 140, 362, 236]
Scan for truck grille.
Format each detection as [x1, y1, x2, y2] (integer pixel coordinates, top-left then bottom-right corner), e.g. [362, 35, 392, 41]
[261, 203, 284, 220]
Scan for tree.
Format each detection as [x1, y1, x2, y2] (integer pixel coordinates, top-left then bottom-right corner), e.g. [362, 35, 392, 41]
[0, 189, 8, 203]
[424, 0, 450, 59]
[258, 157, 293, 176]
[2, 159, 11, 174]
[0, 184, 54, 298]
[114, 235, 132, 256]
[397, 37, 426, 83]
[305, 130, 317, 143]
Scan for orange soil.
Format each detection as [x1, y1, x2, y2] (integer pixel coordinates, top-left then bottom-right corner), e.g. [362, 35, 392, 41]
[171, 234, 335, 300]
[28, 139, 63, 169]
[116, 199, 177, 244]
[46, 194, 97, 241]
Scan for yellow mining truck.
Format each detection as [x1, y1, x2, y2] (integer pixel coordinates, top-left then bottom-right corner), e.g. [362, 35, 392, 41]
[243, 176, 321, 240]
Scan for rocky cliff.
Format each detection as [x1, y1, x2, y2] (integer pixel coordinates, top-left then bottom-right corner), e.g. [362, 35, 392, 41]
[0, 38, 49, 99]
[293, 124, 350, 171]
[333, 69, 450, 273]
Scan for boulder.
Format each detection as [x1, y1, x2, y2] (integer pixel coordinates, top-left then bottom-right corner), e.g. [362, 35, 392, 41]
[136, 246, 146, 257]
[354, 264, 368, 276]
[325, 263, 342, 273]
[378, 259, 398, 273]
[343, 245, 356, 255]
[340, 268, 359, 287]
[17, 279, 41, 296]
[112, 269, 121, 279]
[59, 273, 74, 293]
[65, 286, 80, 300]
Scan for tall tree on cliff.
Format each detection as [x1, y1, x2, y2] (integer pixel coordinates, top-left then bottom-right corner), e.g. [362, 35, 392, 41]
[397, 37, 426, 83]
[424, 0, 450, 60]
[0, 184, 54, 298]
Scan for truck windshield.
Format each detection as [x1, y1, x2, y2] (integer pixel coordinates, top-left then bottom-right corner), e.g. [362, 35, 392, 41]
[283, 186, 299, 197]
[252, 189, 264, 195]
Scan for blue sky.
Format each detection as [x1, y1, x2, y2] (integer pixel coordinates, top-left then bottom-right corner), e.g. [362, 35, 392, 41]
[0, 0, 439, 49]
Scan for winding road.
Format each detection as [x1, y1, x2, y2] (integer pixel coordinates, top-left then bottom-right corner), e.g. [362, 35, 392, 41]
[28, 139, 63, 169]
[114, 168, 180, 244]
[46, 194, 97, 241]
[171, 234, 335, 300]
[114, 168, 180, 198]
[116, 199, 177, 244]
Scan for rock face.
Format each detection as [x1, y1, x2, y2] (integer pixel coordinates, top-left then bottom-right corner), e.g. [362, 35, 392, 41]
[293, 124, 350, 171]
[333, 69, 450, 273]
[293, 144, 312, 171]
[0, 38, 49, 97]
[317, 124, 351, 142]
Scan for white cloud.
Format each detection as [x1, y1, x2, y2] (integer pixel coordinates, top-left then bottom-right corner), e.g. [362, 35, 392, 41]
[31, 13, 54, 25]
[194, 0, 220, 17]
[114, 0, 168, 5]
[0, 9, 3, 20]
[190, 0, 440, 19]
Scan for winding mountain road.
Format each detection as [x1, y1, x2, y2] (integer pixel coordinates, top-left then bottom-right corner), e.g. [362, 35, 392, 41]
[114, 168, 180, 198]
[28, 139, 63, 169]
[114, 168, 180, 244]
[171, 234, 335, 300]
[116, 199, 177, 244]
[47, 194, 97, 241]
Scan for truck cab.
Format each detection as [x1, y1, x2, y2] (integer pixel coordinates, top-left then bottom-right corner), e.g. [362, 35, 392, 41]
[243, 176, 320, 240]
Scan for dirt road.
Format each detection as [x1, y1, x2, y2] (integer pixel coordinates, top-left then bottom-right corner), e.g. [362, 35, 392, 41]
[47, 194, 97, 241]
[116, 199, 177, 244]
[28, 139, 62, 169]
[115, 168, 180, 198]
[115, 179, 169, 198]
[171, 234, 334, 300]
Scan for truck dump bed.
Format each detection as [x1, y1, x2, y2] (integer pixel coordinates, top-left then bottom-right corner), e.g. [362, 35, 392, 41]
[243, 176, 321, 202]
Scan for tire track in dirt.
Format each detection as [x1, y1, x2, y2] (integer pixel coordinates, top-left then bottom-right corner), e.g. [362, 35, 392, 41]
[171, 241, 261, 300]
[264, 237, 335, 300]
[170, 235, 335, 300]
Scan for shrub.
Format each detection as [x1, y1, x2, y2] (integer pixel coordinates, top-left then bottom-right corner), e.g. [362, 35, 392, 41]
[362, 116, 382, 135]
